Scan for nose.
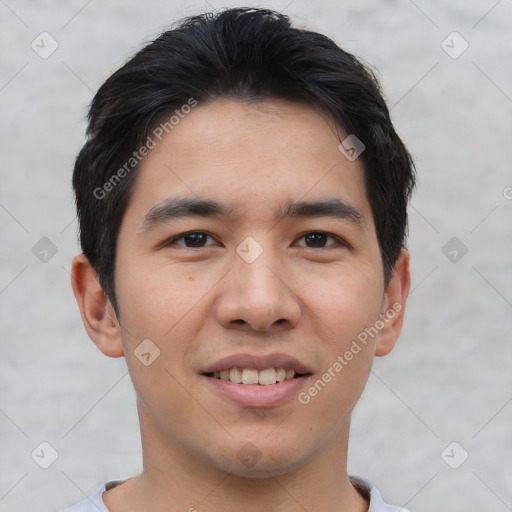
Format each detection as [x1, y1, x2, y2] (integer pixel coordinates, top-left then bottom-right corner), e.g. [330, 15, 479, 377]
[213, 246, 301, 333]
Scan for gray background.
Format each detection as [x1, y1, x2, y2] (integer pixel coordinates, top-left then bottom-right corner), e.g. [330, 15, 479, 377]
[1, 0, 511, 510]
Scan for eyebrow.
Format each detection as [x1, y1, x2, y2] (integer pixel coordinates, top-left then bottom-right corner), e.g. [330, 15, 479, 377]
[141, 196, 365, 232]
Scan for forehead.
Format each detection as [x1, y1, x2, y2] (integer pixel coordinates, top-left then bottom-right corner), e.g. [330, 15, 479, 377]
[124, 98, 373, 230]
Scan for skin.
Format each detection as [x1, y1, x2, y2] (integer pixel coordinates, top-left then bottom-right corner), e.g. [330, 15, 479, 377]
[71, 98, 410, 512]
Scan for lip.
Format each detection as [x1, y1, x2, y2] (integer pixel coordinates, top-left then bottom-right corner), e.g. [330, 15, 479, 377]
[202, 373, 312, 408]
[199, 352, 313, 375]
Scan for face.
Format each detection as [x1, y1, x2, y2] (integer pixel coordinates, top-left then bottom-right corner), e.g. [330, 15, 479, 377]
[111, 98, 399, 476]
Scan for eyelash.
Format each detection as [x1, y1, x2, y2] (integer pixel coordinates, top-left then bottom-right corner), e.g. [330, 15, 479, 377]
[164, 231, 348, 249]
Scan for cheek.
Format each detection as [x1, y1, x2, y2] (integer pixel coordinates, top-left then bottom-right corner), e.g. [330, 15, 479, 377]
[114, 258, 204, 338]
[114, 258, 220, 391]
[302, 262, 383, 344]
[113, 263, 206, 428]
[297, 263, 382, 401]
[297, 277, 380, 433]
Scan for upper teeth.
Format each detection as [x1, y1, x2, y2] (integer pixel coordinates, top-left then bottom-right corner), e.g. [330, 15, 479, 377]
[212, 368, 296, 385]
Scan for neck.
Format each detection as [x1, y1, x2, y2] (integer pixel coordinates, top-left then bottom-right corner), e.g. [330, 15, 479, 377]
[104, 402, 369, 512]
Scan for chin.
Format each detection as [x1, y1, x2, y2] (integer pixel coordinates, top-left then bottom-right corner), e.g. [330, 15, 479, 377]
[206, 441, 312, 479]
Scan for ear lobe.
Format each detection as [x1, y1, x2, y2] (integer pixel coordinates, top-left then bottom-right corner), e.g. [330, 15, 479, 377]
[375, 248, 411, 357]
[70, 253, 124, 358]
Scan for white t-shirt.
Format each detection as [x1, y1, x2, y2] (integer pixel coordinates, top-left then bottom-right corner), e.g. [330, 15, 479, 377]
[59, 475, 411, 511]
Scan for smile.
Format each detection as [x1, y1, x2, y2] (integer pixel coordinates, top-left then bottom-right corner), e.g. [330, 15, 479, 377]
[203, 367, 303, 385]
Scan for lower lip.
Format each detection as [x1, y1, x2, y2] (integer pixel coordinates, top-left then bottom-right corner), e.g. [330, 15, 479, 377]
[202, 375, 311, 408]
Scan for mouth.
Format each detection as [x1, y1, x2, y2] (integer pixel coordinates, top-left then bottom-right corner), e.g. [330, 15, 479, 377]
[199, 353, 313, 407]
[202, 367, 310, 386]
[200, 352, 313, 384]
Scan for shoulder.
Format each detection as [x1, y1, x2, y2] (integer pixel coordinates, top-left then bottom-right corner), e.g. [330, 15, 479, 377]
[58, 479, 127, 512]
[349, 475, 412, 512]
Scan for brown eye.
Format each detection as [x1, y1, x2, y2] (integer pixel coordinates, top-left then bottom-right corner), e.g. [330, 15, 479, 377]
[296, 232, 341, 248]
[168, 232, 216, 248]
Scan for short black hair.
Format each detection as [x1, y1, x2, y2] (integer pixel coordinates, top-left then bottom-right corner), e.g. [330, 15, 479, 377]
[72, 6, 416, 318]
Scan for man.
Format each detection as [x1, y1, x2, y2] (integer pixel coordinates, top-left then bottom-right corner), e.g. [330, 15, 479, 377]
[65, 7, 415, 511]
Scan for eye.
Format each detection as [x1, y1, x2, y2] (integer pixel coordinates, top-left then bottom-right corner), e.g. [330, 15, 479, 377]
[166, 231, 218, 248]
[164, 231, 346, 250]
[295, 231, 345, 248]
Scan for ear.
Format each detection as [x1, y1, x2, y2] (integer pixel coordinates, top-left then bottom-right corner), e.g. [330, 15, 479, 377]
[375, 248, 411, 357]
[70, 253, 124, 358]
